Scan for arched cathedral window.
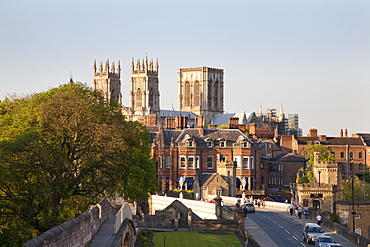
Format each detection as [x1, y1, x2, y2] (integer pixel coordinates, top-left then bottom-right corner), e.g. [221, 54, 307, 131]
[184, 82, 191, 107]
[136, 88, 143, 108]
[214, 81, 218, 108]
[194, 81, 200, 107]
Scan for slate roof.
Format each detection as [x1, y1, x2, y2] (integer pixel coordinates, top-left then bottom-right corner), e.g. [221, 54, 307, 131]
[174, 128, 248, 145]
[356, 133, 370, 146]
[197, 173, 214, 186]
[160, 109, 197, 120]
[277, 153, 306, 162]
[297, 137, 363, 146]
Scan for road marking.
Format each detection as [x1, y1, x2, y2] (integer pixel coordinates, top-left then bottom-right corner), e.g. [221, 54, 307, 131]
[285, 230, 291, 234]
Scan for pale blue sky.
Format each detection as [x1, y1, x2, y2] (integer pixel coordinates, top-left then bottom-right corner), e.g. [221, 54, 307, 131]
[1, 0, 369, 136]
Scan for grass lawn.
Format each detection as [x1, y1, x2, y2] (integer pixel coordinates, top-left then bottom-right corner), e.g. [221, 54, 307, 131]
[152, 231, 243, 247]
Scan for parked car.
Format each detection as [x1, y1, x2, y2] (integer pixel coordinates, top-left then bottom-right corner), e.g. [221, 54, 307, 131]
[243, 203, 255, 213]
[303, 223, 325, 243]
[315, 236, 334, 246]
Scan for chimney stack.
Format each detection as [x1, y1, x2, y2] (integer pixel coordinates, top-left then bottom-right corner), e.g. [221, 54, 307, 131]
[344, 129, 348, 137]
[307, 128, 318, 137]
[340, 129, 343, 137]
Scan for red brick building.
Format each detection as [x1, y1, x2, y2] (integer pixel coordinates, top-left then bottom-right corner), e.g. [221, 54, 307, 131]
[279, 129, 368, 178]
[150, 125, 264, 197]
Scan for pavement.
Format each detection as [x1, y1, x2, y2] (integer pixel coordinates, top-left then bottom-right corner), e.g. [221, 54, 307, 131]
[245, 207, 358, 247]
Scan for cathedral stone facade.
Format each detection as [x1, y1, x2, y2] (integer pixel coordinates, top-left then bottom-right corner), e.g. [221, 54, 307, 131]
[178, 67, 224, 126]
[128, 57, 160, 121]
[93, 60, 122, 104]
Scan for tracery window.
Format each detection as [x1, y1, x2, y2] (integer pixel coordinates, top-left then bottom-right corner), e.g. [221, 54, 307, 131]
[184, 82, 191, 107]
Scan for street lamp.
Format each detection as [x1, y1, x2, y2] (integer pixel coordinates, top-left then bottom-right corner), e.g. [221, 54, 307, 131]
[350, 159, 356, 232]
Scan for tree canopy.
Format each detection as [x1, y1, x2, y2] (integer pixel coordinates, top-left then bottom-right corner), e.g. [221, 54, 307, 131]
[304, 141, 335, 166]
[296, 142, 334, 183]
[0, 83, 157, 244]
[341, 176, 370, 201]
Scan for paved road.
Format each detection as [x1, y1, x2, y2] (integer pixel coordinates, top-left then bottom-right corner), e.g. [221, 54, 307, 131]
[245, 207, 357, 247]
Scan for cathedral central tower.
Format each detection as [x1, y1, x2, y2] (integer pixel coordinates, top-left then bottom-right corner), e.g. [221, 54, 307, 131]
[178, 66, 224, 126]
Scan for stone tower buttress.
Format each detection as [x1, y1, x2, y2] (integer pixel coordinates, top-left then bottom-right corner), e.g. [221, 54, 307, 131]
[93, 59, 122, 104]
[129, 57, 160, 120]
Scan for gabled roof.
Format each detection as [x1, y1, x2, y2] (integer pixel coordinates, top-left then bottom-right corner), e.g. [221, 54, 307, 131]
[277, 153, 306, 162]
[174, 128, 248, 145]
[355, 133, 370, 146]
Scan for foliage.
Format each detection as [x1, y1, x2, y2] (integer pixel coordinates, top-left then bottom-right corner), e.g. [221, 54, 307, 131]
[216, 123, 229, 129]
[137, 230, 154, 247]
[0, 83, 157, 244]
[363, 171, 370, 183]
[341, 177, 370, 201]
[304, 141, 334, 167]
[297, 168, 314, 183]
[295, 142, 334, 183]
[330, 212, 340, 224]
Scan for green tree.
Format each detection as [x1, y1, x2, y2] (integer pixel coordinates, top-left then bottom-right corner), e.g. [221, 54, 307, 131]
[296, 142, 334, 183]
[0, 83, 157, 244]
[341, 177, 370, 201]
[304, 141, 335, 167]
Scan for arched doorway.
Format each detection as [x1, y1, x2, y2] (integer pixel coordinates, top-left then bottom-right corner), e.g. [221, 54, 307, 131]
[312, 200, 320, 210]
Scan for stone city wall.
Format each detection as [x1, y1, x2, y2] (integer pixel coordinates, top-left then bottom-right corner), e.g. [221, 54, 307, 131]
[23, 199, 116, 247]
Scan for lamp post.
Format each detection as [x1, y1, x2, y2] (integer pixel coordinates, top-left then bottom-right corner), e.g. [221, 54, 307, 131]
[350, 160, 356, 232]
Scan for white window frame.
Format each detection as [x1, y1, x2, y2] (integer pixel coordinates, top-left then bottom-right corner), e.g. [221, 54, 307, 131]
[159, 156, 163, 169]
[250, 156, 254, 170]
[187, 156, 194, 169]
[179, 156, 186, 169]
[165, 155, 170, 169]
[196, 156, 200, 169]
[242, 157, 249, 169]
[234, 156, 241, 169]
[206, 156, 214, 169]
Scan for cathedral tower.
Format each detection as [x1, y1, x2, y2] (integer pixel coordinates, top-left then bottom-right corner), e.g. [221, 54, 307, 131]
[129, 57, 160, 121]
[178, 67, 224, 126]
[93, 60, 122, 104]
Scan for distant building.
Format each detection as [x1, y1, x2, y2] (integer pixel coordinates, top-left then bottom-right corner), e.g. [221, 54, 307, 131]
[93, 60, 122, 104]
[280, 128, 367, 177]
[178, 67, 224, 126]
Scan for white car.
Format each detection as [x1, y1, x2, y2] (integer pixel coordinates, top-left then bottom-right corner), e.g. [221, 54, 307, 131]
[303, 223, 325, 243]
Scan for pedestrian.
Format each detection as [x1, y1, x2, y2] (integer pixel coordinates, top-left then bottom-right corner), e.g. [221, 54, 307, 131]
[316, 214, 322, 225]
[303, 207, 308, 219]
[289, 205, 294, 216]
[243, 205, 248, 218]
[257, 198, 261, 207]
[294, 205, 298, 216]
[297, 206, 303, 219]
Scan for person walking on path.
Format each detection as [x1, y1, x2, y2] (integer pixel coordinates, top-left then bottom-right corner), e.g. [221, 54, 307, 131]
[297, 206, 303, 219]
[316, 214, 322, 225]
[289, 205, 294, 216]
[303, 207, 308, 219]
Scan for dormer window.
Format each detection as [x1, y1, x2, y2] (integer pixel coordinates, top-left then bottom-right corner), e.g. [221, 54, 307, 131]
[243, 142, 248, 148]
[220, 141, 226, 147]
[205, 138, 213, 148]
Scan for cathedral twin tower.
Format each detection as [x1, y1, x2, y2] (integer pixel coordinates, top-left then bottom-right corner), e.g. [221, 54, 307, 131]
[93, 57, 224, 126]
